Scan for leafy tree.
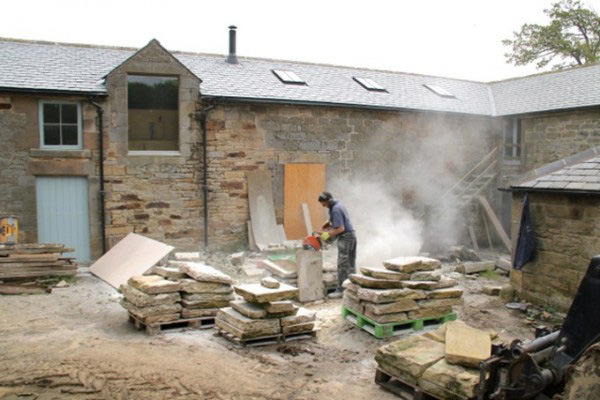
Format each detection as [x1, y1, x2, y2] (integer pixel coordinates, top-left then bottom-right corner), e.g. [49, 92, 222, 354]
[503, 0, 600, 69]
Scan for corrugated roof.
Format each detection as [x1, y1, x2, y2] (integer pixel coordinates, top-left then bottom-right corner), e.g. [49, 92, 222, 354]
[1, 38, 600, 116]
[510, 146, 600, 193]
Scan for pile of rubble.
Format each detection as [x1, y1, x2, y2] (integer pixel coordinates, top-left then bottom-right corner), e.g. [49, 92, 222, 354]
[343, 256, 463, 324]
[120, 261, 234, 328]
[216, 277, 316, 344]
[375, 320, 492, 399]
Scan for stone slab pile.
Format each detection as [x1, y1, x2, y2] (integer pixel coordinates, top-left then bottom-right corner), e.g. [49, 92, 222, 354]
[120, 261, 234, 325]
[375, 320, 491, 399]
[0, 243, 78, 282]
[216, 278, 316, 342]
[343, 256, 463, 324]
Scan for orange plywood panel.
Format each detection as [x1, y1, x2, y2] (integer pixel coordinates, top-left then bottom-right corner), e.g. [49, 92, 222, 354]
[284, 164, 326, 240]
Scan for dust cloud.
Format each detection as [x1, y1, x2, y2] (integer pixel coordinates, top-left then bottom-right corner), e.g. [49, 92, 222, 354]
[329, 115, 477, 266]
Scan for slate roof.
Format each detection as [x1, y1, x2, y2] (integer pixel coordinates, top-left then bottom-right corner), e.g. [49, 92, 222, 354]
[510, 146, 600, 193]
[1, 37, 600, 117]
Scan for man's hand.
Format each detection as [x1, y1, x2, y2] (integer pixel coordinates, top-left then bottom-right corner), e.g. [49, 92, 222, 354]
[322, 220, 332, 229]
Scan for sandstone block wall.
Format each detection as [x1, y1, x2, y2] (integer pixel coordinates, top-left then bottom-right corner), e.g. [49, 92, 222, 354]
[510, 192, 600, 311]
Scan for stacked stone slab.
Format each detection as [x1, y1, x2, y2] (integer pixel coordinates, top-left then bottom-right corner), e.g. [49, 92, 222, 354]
[120, 261, 234, 325]
[261, 258, 338, 294]
[216, 278, 316, 342]
[343, 256, 463, 324]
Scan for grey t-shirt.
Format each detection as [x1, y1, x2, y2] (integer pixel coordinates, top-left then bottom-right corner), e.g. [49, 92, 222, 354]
[329, 200, 354, 233]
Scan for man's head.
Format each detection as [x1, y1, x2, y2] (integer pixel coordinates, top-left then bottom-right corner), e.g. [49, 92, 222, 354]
[318, 191, 333, 207]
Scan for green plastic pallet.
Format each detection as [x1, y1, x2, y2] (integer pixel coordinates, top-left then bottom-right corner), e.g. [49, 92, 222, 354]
[342, 305, 457, 339]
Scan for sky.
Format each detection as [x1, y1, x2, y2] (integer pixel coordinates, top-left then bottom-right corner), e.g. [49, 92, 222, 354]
[1, 0, 599, 82]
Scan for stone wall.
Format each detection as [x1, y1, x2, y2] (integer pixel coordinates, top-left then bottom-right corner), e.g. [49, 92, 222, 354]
[521, 108, 600, 171]
[101, 40, 202, 251]
[0, 93, 102, 258]
[510, 192, 600, 311]
[205, 102, 501, 249]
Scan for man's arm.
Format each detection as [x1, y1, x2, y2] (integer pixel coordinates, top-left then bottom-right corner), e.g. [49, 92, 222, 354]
[327, 208, 345, 238]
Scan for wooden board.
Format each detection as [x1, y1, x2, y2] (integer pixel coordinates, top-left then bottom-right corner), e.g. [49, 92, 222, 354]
[89, 233, 174, 289]
[283, 164, 325, 240]
[247, 171, 282, 250]
[302, 203, 313, 235]
[478, 196, 511, 251]
[296, 249, 324, 302]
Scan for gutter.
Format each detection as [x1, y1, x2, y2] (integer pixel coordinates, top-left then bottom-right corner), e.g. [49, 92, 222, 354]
[0, 87, 107, 97]
[197, 104, 215, 248]
[88, 98, 107, 255]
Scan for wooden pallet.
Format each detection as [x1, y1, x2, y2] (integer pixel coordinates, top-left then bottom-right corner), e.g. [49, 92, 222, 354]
[217, 328, 317, 347]
[128, 313, 215, 336]
[342, 305, 457, 339]
[375, 368, 442, 400]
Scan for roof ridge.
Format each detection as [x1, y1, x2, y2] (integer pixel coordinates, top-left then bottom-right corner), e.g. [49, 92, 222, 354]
[0, 36, 138, 52]
[489, 62, 600, 84]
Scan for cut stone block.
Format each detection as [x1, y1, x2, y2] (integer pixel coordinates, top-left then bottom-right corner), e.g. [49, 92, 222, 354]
[410, 270, 441, 282]
[417, 297, 464, 309]
[280, 307, 316, 327]
[128, 275, 181, 294]
[365, 310, 408, 324]
[360, 266, 410, 281]
[120, 284, 181, 307]
[356, 287, 427, 303]
[261, 277, 281, 289]
[364, 298, 419, 315]
[230, 252, 244, 266]
[383, 256, 441, 273]
[231, 300, 268, 319]
[482, 285, 502, 296]
[259, 259, 297, 279]
[234, 283, 298, 303]
[121, 299, 182, 318]
[408, 307, 452, 320]
[323, 272, 338, 286]
[349, 273, 404, 289]
[181, 307, 219, 319]
[375, 335, 445, 385]
[455, 261, 495, 274]
[150, 265, 187, 280]
[174, 252, 200, 261]
[175, 261, 233, 284]
[180, 279, 233, 294]
[445, 320, 492, 368]
[264, 300, 297, 315]
[142, 313, 181, 325]
[297, 249, 324, 302]
[343, 291, 363, 313]
[282, 322, 314, 335]
[345, 281, 359, 294]
[323, 261, 337, 272]
[423, 323, 448, 343]
[216, 307, 281, 338]
[403, 277, 458, 291]
[427, 288, 464, 299]
[419, 358, 480, 400]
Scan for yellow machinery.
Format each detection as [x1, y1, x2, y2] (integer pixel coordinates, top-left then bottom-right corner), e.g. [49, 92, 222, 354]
[0, 216, 18, 244]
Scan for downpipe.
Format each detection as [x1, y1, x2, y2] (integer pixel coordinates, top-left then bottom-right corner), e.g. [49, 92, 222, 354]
[88, 98, 107, 255]
[197, 104, 215, 248]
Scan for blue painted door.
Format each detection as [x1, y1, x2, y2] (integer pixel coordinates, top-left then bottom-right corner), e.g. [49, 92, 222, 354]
[36, 176, 91, 262]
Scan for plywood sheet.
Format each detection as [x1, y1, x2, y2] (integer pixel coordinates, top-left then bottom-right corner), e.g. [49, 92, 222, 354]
[284, 164, 325, 240]
[89, 233, 174, 289]
[247, 171, 282, 250]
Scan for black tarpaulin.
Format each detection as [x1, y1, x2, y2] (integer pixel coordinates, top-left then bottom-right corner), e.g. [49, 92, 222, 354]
[513, 193, 537, 270]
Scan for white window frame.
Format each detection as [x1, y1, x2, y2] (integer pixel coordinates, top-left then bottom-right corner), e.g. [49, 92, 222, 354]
[38, 100, 83, 150]
[503, 118, 521, 161]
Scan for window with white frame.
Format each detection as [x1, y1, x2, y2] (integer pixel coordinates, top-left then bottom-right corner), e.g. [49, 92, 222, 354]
[39, 101, 82, 149]
[503, 118, 521, 160]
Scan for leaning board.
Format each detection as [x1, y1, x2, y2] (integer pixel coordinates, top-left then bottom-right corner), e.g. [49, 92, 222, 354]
[247, 171, 283, 250]
[283, 164, 325, 239]
[89, 233, 174, 288]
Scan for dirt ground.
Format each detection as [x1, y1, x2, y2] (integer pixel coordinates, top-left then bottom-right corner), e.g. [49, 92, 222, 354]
[0, 254, 539, 400]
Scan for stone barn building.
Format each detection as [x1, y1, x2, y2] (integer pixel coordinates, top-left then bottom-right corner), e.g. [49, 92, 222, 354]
[508, 147, 600, 311]
[1, 29, 600, 268]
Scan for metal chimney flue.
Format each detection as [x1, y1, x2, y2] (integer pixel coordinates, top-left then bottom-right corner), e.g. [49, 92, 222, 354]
[226, 25, 239, 64]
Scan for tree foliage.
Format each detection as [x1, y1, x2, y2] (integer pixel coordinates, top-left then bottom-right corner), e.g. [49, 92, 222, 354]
[503, 0, 600, 69]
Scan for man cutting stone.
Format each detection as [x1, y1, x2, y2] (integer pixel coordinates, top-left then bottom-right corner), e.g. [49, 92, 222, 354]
[318, 191, 356, 297]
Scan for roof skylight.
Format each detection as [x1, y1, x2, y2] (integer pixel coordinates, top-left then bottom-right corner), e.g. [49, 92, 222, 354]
[272, 69, 306, 85]
[423, 84, 455, 98]
[353, 77, 387, 92]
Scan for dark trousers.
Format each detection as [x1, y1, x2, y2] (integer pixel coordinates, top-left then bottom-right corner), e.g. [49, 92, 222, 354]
[337, 232, 357, 290]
